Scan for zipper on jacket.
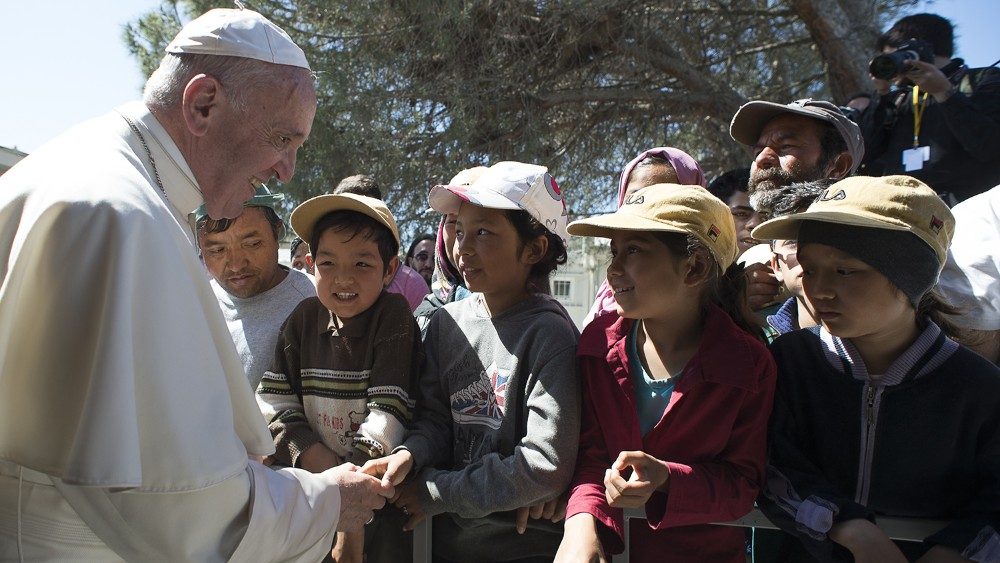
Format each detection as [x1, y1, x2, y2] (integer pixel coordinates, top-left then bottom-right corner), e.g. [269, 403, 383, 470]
[855, 380, 883, 505]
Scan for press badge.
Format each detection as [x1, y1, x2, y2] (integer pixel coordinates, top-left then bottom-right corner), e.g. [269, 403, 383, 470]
[903, 146, 930, 171]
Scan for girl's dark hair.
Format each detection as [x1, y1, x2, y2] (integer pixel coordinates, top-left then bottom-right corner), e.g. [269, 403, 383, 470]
[652, 231, 765, 342]
[405, 233, 435, 260]
[916, 288, 967, 343]
[504, 209, 568, 294]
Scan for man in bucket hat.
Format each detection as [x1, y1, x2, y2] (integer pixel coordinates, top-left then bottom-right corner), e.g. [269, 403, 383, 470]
[0, 7, 389, 561]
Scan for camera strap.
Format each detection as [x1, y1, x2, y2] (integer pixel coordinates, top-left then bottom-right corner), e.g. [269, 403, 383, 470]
[911, 86, 930, 148]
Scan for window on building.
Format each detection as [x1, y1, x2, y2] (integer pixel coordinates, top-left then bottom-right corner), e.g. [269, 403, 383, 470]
[553, 280, 572, 298]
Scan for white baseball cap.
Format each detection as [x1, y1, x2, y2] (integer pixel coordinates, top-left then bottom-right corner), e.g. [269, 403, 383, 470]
[428, 161, 569, 243]
[166, 8, 310, 70]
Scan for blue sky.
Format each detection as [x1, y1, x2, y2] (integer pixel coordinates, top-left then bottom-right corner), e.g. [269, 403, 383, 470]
[2, 0, 997, 153]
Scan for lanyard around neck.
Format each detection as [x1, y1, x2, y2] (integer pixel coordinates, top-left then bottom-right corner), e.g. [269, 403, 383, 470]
[911, 86, 930, 148]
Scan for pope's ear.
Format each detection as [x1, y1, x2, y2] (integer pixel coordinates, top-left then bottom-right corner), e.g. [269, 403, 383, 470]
[181, 74, 223, 137]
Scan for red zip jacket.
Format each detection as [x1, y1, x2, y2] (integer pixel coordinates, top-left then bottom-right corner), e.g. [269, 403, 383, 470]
[565, 305, 776, 562]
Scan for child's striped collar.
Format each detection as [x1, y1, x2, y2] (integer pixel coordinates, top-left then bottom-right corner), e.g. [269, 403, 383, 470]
[815, 320, 959, 385]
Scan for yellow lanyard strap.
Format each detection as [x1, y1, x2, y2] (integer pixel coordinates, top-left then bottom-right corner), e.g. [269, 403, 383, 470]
[911, 86, 930, 148]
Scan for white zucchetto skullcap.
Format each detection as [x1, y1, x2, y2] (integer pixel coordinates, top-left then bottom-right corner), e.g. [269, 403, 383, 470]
[165, 8, 310, 70]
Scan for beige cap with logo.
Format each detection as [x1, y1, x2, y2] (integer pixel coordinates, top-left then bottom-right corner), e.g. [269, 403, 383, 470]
[751, 175, 954, 265]
[291, 193, 400, 247]
[568, 184, 739, 270]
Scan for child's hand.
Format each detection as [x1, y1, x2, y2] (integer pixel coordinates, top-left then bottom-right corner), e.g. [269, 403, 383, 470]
[299, 442, 342, 473]
[603, 451, 670, 508]
[554, 513, 607, 563]
[515, 492, 568, 534]
[360, 450, 413, 488]
[829, 519, 907, 563]
[391, 480, 426, 532]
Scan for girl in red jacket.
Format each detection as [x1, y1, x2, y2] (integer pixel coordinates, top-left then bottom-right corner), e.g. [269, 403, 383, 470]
[555, 184, 777, 562]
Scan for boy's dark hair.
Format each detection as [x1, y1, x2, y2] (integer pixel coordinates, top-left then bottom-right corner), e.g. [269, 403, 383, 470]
[310, 210, 398, 273]
[334, 174, 384, 200]
[406, 233, 435, 261]
[653, 231, 764, 342]
[707, 168, 750, 202]
[504, 209, 568, 294]
[880, 13, 954, 58]
[197, 205, 284, 241]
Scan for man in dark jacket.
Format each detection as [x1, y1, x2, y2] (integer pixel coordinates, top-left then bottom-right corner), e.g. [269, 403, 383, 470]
[857, 13, 1000, 203]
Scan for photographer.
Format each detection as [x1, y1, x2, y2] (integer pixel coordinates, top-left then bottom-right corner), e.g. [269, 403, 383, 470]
[857, 13, 1000, 203]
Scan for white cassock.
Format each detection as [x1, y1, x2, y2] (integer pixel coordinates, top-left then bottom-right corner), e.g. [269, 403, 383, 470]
[0, 102, 340, 561]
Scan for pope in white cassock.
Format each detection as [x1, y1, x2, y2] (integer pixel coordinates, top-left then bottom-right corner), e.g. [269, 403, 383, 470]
[0, 7, 392, 561]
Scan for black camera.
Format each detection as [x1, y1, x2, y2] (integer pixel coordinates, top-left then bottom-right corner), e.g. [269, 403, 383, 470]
[869, 39, 935, 80]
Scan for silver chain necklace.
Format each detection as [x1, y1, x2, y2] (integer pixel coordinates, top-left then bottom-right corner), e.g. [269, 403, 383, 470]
[119, 113, 167, 198]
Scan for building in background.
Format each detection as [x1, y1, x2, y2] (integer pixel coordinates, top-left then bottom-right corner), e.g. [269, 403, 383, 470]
[0, 146, 27, 176]
[552, 235, 606, 329]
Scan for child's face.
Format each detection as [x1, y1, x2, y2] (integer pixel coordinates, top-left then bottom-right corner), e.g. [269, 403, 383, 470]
[313, 227, 397, 321]
[607, 231, 692, 320]
[771, 239, 805, 300]
[798, 242, 912, 340]
[454, 203, 534, 313]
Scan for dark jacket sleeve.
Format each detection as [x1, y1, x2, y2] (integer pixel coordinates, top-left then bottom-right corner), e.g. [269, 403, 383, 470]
[936, 74, 1000, 162]
[923, 391, 1000, 559]
[757, 342, 873, 560]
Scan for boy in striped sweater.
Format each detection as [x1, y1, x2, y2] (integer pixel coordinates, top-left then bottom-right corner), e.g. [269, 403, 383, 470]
[258, 193, 423, 563]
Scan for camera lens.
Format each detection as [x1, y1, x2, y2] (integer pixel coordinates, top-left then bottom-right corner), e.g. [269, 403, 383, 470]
[870, 54, 900, 80]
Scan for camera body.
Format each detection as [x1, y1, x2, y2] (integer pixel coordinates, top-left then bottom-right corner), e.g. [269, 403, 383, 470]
[869, 38, 936, 80]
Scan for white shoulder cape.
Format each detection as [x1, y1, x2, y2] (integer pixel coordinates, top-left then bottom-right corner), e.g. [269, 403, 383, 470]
[0, 103, 275, 491]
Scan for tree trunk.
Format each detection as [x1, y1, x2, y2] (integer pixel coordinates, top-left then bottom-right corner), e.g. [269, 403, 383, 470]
[791, 0, 882, 102]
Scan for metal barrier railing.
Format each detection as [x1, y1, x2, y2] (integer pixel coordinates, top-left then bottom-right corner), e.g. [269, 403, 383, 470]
[411, 508, 949, 563]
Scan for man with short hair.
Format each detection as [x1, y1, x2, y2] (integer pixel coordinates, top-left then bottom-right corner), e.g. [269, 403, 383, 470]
[858, 13, 1000, 203]
[730, 98, 863, 309]
[0, 8, 388, 560]
[196, 189, 316, 390]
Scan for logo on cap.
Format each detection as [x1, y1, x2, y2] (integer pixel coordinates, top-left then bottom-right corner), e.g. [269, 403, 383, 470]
[708, 224, 721, 241]
[930, 215, 944, 233]
[623, 194, 645, 205]
[819, 189, 847, 201]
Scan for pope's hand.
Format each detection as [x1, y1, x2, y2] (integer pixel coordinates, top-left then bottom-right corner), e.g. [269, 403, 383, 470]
[322, 463, 394, 533]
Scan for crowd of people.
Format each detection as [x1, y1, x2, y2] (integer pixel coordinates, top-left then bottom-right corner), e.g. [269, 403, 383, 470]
[0, 6, 997, 563]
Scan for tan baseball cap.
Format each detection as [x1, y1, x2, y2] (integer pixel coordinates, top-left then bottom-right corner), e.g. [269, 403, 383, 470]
[567, 184, 739, 270]
[166, 8, 310, 70]
[291, 193, 400, 247]
[730, 98, 864, 174]
[751, 175, 954, 265]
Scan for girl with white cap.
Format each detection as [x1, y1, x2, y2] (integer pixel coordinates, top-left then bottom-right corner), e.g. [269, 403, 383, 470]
[363, 161, 582, 561]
